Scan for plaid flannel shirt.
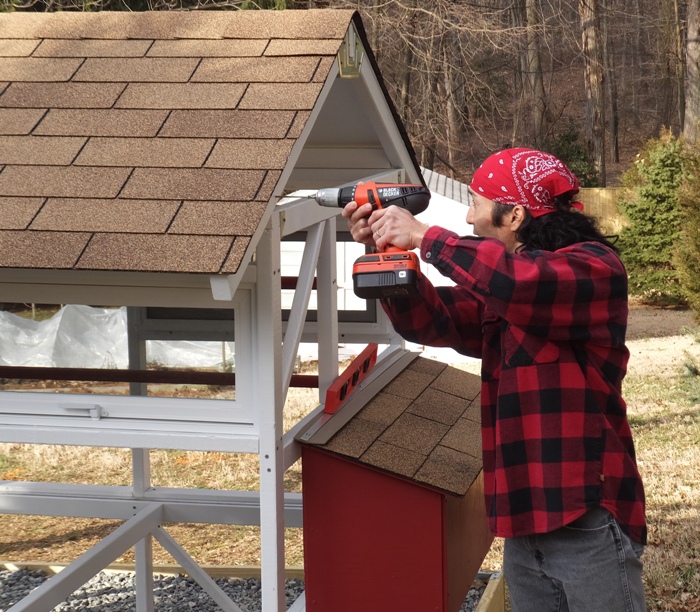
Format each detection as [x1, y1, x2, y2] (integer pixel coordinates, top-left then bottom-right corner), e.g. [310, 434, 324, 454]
[381, 226, 647, 545]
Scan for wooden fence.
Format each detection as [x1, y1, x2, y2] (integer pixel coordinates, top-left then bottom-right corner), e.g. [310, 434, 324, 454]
[578, 187, 626, 234]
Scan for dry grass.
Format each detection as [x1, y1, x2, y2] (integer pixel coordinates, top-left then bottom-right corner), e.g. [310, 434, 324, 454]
[1, 336, 699, 611]
[622, 342, 700, 612]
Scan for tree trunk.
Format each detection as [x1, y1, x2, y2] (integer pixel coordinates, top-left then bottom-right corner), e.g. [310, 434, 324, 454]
[526, 0, 547, 146]
[399, 0, 417, 121]
[673, 0, 686, 131]
[632, 0, 643, 125]
[366, 0, 383, 64]
[684, 0, 700, 144]
[443, 30, 463, 174]
[421, 14, 441, 170]
[510, 0, 527, 146]
[579, 0, 607, 185]
[602, 0, 619, 163]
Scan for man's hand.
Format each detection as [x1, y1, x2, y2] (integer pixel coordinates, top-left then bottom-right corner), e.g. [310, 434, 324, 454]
[342, 200, 429, 251]
[341, 200, 377, 247]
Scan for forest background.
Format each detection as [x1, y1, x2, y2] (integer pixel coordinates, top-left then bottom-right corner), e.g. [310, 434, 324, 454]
[3, 0, 700, 190]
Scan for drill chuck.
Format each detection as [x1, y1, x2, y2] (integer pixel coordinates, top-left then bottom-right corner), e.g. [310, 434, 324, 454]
[313, 187, 347, 208]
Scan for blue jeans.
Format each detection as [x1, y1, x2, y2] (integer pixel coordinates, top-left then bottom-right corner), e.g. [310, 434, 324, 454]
[504, 507, 646, 612]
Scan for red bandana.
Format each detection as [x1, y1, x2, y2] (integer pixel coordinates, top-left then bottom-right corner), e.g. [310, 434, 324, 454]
[470, 148, 582, 217]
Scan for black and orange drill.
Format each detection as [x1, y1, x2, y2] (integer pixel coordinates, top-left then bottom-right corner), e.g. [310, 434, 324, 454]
[313, 182, 431, 299]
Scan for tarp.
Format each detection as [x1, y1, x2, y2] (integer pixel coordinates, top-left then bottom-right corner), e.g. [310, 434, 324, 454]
[0, 304, 234, 370]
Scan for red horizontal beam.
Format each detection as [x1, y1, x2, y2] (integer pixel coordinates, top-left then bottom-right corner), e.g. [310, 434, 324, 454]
[0, 367, 319, 388]
[281, 276, 317, 290]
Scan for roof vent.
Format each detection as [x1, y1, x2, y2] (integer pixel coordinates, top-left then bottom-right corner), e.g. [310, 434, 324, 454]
[338, 26, 363, 78]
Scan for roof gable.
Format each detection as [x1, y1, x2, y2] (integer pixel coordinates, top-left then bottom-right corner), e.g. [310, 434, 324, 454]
[0, 8, 419, 278]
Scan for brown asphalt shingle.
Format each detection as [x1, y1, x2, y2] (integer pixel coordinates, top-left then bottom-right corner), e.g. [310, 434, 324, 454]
[239, 83, 323, 110]
[206, 139, 294, 170]
[115, 83, 247, 110]
[76, 233, 234, 274]
[147, 39, 267, 58]
[0, 135, 86, 165]
[31, 199, 181, 234]
[0, 58, 82, 81]
[0, 82, 126, 108]
[35, 109, 169, 137]
[0, 166, 131, 198]
[169, 202, 266, 236]
[220, 237, 252, 275]
[0, 40, 40, 57]
[74, 58, 199, 83]
[0, 108, 45, 134]
[74, 137, 215, 168]
[192, 57, 320, 83]
[415, 445, 482, 496]
[0, 9, 374, 276]
[34, 39, 152, 58]
[120, 168, 265, 201]
[303, 358, 484, 497]
[0, 230, 90, 269]
[0, 197, 45, 230]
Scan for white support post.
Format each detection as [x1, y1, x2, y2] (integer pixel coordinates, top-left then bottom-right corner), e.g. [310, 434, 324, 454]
[254, 217, 286, 612]
[127, 306, 155, 612]
[7, 503, 164, 612]
[281, 221, 324, 390]
[316, 216, 339, 400]
[134, 537, 155, 612]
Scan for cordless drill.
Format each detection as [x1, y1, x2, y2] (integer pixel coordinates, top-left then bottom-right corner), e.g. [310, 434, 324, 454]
[313, 182, 431, 299]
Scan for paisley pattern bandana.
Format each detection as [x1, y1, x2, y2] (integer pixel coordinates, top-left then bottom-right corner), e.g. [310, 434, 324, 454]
[470, 148, 583, 217]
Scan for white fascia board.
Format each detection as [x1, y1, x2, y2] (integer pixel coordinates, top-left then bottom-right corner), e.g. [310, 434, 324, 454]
[0, 268, 239, 309]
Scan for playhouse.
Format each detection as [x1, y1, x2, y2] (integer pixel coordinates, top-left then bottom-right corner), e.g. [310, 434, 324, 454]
[0, 9, 491, 611]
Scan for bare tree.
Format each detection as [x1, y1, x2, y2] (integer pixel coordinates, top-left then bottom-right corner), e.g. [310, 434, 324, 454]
[579, 0, 607, 184]
[602, 0, 619, 162]
[526, 0, 547, 146]
[684, 0, 700, 143]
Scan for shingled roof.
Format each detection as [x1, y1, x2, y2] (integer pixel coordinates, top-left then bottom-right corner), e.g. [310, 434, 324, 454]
[0, 9, 419, 277]
[301, 357, 483, 496]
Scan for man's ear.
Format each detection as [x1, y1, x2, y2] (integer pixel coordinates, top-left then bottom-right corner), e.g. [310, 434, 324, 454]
[510, 205, 527, 231]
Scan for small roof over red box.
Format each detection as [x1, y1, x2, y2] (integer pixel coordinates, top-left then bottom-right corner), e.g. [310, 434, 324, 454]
[301, 357, 483, 496]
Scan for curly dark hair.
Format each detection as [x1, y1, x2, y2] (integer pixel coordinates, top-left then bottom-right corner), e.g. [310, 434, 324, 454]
[491, 191, 618, 253]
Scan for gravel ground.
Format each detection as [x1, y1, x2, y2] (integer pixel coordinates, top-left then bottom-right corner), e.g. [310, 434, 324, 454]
[0, 567, 490, 611]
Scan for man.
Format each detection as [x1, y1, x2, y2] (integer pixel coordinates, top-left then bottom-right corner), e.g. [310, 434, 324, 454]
[342, 148, 647, 612]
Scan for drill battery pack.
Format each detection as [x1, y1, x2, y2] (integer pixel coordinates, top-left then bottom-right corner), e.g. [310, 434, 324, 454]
[352, 250, 421, 299]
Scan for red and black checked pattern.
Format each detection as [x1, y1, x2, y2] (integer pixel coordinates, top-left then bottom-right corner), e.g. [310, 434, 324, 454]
[381, 226, 647, 545]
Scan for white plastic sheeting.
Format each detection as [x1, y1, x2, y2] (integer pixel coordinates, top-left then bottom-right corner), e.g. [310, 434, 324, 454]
[0, 304, 234, 370]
